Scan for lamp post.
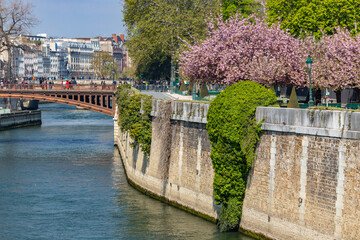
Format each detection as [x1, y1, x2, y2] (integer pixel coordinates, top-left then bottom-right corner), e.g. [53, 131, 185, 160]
[306, 56, 315, 107]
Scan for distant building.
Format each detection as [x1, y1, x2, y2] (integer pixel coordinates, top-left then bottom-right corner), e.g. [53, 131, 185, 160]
[0, 33, 129, 80]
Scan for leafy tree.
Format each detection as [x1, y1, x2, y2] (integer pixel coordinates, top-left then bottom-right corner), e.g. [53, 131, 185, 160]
[123, 0, 220, 80]
[222, 0, 261, 20]
[267, 0, 360, 38]
[309, 27, 360, 91]
[91, 51, 119, 79]
[0, 0, 37, 81]
[121, 65, 136, 79]
[179, 15, 308, 87]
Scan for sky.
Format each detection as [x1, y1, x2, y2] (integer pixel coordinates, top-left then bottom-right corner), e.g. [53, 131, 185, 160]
[31, 0, 126, 38]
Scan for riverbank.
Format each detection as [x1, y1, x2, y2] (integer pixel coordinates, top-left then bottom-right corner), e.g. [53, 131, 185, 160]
[114, 99, 360, 240]
[0, 110, 41, 130]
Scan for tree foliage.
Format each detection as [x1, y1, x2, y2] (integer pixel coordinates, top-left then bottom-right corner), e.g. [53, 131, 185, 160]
[267, 0, 360, 38]
[309, 27, 360, 90]
[91, 51, 119, 79]
[221, 0, 261, 20]
[123, 0, 220, 80]
[179, 15, 307, 87]
[207, 81, 277, 231]
[0, 0, 37, 80]
[116, 84, 152, 156]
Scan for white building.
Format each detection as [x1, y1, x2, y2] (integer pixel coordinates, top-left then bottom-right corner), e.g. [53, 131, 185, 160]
[0, 33, 129, 80]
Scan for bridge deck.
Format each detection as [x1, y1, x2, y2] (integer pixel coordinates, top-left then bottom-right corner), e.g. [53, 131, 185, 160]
[0, 84, 117, 116]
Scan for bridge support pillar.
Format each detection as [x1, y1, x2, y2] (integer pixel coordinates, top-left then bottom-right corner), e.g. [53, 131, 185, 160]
[112, 95, 116, 113]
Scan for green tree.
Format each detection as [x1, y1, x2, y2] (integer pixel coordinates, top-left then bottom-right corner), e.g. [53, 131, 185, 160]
[222, 0, 261, 20]
[123, 0, 220, 80]
[267, 0, 360, 38]
[91, 51, 119, 79]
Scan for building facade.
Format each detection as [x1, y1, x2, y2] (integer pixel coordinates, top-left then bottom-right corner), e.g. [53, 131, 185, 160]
[0, 33, 130, 80]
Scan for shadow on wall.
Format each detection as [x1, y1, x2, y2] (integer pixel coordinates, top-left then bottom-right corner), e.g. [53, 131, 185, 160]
[132, 145, 139, 169]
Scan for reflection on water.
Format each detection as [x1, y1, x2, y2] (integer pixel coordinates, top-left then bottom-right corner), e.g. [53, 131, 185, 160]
[0, 103, 252, 239]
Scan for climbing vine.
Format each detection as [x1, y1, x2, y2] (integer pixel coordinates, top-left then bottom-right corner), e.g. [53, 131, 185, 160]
[116, 84, 152, 156]
[206, 81, 277, 232]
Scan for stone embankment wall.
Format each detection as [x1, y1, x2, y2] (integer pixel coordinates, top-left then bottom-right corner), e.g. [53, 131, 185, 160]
[241, 107, 360, 240]
[114, 100, 220, 221]
[114, 101, 360, 240]
[0, 110, 41, 130]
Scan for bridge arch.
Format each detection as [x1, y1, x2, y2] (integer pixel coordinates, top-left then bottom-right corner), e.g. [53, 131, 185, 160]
[0, 84, 116, 116]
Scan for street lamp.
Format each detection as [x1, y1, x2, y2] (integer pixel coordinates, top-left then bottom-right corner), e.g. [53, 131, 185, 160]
[306, 55, 315, 107]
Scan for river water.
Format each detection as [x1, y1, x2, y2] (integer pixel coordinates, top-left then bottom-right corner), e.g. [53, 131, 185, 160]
[0, 103, 251, 240]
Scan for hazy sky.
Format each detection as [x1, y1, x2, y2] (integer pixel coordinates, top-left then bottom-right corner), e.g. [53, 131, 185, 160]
[31, 0, 126, 38]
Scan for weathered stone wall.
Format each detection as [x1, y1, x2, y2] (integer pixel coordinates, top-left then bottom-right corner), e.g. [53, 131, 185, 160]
[241, 108, 360, 240]
[114, 102, 360, 240]
[114, 100, 219, 221]
[0, 110, 41, 130]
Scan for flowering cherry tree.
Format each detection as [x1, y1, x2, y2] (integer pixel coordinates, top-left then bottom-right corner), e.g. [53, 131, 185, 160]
[311, 28, 360, 90]
[179, 15, 308, 87]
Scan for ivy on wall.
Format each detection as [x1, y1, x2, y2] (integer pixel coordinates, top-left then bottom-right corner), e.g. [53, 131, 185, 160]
[116, 84, 153, 156]
[206, 81, 277, 232]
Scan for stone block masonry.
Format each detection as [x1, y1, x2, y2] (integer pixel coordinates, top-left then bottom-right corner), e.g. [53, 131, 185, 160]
[0, 110, 41, 130]
[241, 108, 360, 240]
[114, 101, 360, 240]
[114, 100, 219, 221]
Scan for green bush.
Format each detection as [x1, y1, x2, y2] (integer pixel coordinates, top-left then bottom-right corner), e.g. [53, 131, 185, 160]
[116, 84, 152, 156]
[206, 81, 277, 231]
[287, 86, 300, 108]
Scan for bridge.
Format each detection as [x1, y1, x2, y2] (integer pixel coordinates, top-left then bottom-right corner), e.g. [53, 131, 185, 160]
[0, 84, 117, 116]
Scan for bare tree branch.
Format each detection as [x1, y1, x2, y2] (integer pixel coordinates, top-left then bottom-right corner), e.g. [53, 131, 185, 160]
[0, 0, 37, 80]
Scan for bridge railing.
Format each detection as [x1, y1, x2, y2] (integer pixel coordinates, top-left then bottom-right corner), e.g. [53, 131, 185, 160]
[0, 84, 117, 91]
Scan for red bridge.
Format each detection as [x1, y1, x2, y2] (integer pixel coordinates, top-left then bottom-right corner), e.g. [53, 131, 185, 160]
[0, 84, 117, 116]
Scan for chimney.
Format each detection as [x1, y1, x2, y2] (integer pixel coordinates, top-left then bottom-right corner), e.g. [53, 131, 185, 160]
[112, 34, 118, 43]
[119, 34, 125, 42]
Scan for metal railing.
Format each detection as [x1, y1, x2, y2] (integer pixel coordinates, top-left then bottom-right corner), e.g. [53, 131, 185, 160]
[0, 84, 117, 91]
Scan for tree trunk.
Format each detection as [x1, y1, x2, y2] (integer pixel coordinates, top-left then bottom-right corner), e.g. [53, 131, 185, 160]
[335, 90, 342, 103]
[315, 89, 322, 105]
[353, 88, 360, 103]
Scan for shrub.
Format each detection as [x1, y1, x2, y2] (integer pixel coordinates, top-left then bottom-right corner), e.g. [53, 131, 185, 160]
[287, 86, 300, 108]
[116, 84, 152, 156]
[200, 84, 210, 98]
[206, 81, 277, 231]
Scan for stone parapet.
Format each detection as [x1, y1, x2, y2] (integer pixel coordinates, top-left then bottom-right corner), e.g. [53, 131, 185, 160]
[256, 107, 360, 139]
[151, 99, 209, 124]
[241, 107, 360, 239]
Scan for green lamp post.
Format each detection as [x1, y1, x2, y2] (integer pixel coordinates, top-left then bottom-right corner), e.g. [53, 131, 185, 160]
[192, 81, 196, 100]
[306, 56, 315, 107]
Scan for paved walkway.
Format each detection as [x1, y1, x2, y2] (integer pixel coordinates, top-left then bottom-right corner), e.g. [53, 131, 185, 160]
[140, 91, 193, 101]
